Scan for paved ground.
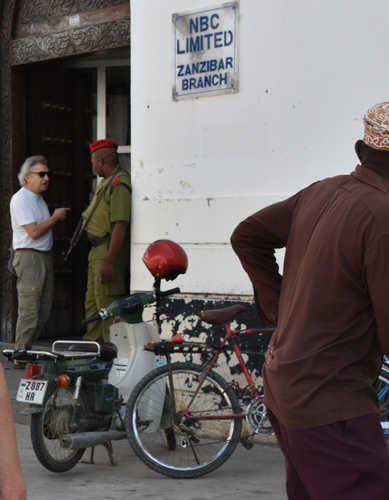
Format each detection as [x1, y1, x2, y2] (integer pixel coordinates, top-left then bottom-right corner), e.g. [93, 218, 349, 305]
[1, 342, 287, 500]
[15, 423, 286, 500]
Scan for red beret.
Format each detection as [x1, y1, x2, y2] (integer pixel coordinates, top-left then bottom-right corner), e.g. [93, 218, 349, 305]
[89, 139, 118, 154]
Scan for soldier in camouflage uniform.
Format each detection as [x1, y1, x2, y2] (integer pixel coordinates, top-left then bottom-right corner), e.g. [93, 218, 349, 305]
[83, 139, 131, 343]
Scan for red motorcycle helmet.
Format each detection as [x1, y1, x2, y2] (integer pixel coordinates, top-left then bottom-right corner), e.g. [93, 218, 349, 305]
[143, 239, 188, 281]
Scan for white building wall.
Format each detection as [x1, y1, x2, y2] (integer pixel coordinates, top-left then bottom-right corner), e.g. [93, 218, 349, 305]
[130, 0, 389, 297]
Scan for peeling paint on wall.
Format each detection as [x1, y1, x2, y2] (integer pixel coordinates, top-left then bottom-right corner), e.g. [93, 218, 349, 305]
[158, 297, 274, 389]
[180, 180, 192, 189]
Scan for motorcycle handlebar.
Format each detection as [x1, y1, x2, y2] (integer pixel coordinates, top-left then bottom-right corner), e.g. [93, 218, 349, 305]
[159, 287, 180, 298]
[81, 288, 180, 326]
[81, 312, 103, 326]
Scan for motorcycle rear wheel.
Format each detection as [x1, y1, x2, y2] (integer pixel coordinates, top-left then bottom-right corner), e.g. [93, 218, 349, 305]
[30, 385, 90, 472]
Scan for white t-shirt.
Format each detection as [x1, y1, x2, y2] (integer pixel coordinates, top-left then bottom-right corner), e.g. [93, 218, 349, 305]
[10, 187, 53, 251]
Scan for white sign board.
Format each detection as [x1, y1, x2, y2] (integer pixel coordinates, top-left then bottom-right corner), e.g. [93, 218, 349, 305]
[173, 2, 239, 100]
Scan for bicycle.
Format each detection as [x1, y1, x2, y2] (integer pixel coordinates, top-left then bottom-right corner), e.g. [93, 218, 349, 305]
[124, 303, 276, 479]
[376, 359, 389, 438]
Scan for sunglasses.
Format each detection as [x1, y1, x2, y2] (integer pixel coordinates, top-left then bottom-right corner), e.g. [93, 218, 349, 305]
[29, 171, 51, 178]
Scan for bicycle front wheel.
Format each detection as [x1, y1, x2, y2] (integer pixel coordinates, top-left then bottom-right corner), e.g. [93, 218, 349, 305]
[125, 362, 242, 478]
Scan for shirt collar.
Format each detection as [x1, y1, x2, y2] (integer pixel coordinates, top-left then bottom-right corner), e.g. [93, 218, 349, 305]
[22, 186, 41, 199]
[351, 165, 389, 195]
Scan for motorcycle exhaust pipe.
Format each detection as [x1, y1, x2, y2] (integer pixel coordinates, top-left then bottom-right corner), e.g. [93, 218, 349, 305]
[60, 431, 126, 450]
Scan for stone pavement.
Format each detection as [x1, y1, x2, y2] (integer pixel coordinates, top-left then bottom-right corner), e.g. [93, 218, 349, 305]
[1, 343, 287, 500]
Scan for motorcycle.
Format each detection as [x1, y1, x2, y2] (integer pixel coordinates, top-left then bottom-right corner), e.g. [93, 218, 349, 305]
[2, 239, 187, 473]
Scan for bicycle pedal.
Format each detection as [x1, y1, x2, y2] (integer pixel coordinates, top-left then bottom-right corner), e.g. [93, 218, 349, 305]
[240, 436, 254, 450]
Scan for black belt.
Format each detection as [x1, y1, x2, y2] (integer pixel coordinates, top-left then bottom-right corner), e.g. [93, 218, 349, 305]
[89, 234, 111, 247]
[16, 248, 51, 254]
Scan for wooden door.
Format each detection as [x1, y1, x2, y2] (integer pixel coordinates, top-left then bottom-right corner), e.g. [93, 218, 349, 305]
[13, 68, 93, 338]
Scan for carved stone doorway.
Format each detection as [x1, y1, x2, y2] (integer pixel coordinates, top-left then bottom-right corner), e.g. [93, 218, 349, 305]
[0, 1, 130, 341]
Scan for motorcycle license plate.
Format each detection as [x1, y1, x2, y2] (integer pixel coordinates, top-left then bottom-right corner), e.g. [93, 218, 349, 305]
[16, 379, 48, 404]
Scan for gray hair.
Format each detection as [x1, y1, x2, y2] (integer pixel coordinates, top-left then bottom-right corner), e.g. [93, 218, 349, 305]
[18, 155, 48, 187]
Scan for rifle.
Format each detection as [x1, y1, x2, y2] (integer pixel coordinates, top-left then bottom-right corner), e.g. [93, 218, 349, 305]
[63, 171, 124, 263]
[63, 216, 84, 262]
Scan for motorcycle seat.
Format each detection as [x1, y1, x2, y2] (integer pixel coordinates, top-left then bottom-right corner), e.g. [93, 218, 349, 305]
[67, 342, 117, 361]
[100, 342, 118, 361]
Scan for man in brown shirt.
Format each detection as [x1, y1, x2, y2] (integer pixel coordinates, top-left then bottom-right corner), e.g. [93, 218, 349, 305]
[231, 102, 389, 499]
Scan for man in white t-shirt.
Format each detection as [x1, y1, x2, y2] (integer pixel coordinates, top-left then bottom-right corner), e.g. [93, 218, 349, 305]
[10, 156, 69, 363]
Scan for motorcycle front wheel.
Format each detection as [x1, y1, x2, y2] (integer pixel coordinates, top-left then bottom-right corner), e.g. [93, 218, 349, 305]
[30, 385, 90, 472]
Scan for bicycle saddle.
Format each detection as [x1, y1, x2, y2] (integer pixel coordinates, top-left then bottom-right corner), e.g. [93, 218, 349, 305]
[201, 304, 246, 325]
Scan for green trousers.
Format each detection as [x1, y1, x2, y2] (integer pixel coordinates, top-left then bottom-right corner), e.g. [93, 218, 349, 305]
[13, 251, 54, 350]
[83, 242, 129, 343]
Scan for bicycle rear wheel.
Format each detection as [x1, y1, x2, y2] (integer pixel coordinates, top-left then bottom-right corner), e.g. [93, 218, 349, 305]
[125, 362, 242, 478]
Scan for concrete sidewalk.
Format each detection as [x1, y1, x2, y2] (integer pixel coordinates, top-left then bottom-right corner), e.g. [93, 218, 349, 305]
[15, 422, 286, 500]
[2, 343, 287, 499]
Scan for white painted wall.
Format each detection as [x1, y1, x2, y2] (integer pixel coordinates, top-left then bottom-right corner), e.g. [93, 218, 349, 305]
[130, 0, 389, 297]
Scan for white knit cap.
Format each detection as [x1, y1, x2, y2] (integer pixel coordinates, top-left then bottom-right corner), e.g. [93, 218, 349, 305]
[363, 102, 389, 151]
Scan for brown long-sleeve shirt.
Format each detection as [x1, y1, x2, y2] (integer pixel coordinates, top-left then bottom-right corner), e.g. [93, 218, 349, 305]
[231, 165, 389, 429]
